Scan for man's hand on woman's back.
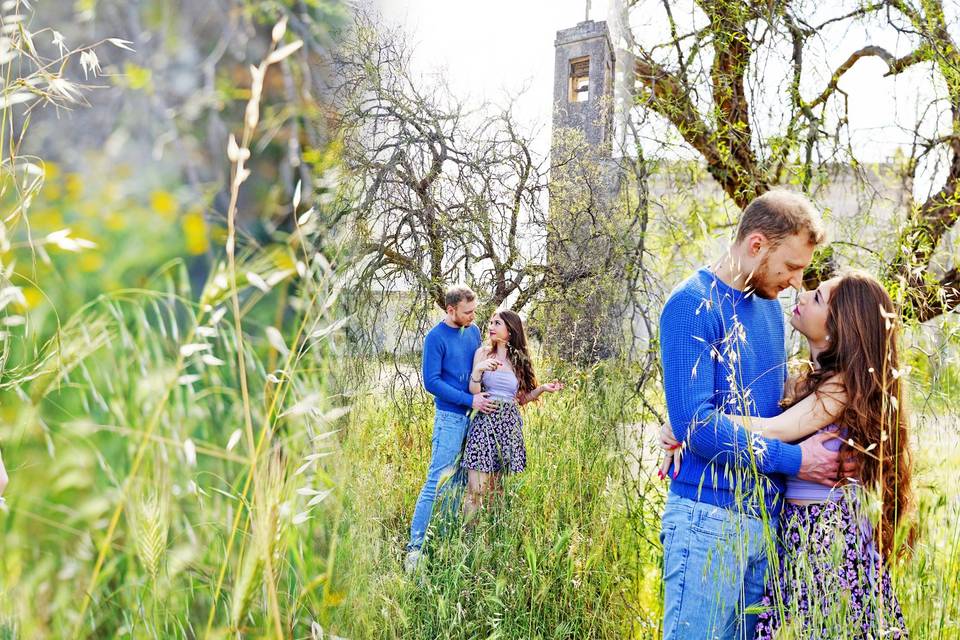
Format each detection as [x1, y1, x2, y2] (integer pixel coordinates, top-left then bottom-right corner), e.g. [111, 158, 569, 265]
[796, 431, 846, 486]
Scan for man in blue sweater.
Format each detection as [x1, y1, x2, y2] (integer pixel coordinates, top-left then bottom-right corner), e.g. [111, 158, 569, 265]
[405, 284, 496, 572]
[659, 190, 846, 638]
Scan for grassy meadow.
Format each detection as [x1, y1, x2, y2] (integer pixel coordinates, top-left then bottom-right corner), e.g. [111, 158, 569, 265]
[301, 362, 960, 639]
[315, 364, 646, 639]
[1, 4, 960, 639]
[4, 333, 960, 637]
[2, 163, 960, 637]
[0, 7, 357, 637]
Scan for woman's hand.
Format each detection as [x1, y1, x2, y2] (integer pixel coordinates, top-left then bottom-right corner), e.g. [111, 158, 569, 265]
[475, 358, 500, 375]
[517, 380, 563, 405]
[657, 418, 684, 480]
[659, 419, 679, 450]
[540, 380, 564, 394]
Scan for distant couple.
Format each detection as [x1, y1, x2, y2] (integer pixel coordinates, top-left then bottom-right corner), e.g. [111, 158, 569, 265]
[404, 285, 563, 572]
[657, 190, 912, 639]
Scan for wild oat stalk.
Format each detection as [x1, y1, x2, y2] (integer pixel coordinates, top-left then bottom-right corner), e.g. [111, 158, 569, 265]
[73, 307, 210, 635]
[0, 0, 130, 383]
[0, 4, 142, 632]
[131, 488, 169, 585]
[203, 18, 303, 640]
[0, 5, 350, 637]
[0, 0, 131, 267]
[232, 446, 289, 628]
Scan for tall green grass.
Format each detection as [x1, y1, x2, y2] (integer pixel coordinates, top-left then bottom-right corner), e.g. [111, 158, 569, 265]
[306, 357, 960, 639]
[0, 253, 349, 637]
[4, 311, 959, 639]
[316, 364, 639, 639]
[0, 17, 357, 638]
[895, 415, 960, 638]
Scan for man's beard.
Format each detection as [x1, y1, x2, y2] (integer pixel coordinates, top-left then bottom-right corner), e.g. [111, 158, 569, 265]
[750, 256, 780, 300]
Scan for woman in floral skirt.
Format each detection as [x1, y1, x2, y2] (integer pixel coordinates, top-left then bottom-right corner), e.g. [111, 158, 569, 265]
[462, 309, 562, 520]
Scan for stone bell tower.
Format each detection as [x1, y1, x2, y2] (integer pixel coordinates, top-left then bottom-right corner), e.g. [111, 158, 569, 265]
[545, 18, 626, 363]
[551, 19, 616, 155]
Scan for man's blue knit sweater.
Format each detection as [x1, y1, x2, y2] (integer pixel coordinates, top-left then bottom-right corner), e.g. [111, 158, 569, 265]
[660, 267, 803, 517]
[422, 321, 481, 414]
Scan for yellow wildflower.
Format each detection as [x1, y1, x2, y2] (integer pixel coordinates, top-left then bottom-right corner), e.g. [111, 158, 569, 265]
[182, 209, 209, 255]
[151, 190, 178, 221]
[65, 174, 84, 199]
[78, 252, 104, 272]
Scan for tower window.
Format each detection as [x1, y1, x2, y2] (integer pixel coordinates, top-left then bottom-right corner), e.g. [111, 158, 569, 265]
[569, 57, 589, 103]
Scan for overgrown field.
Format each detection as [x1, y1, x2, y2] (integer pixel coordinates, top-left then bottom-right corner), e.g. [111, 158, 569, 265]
[316, 364, 644, 639]
[313, 366, 960, 640]
[3, 332, 960, 639]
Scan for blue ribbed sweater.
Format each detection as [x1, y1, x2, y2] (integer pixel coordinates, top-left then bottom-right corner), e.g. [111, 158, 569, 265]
[660, 267, 802, 516]
[422, 322, 481, 414]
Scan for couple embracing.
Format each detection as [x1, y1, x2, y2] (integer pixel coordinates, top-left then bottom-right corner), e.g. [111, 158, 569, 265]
[404, 285, 562, 573]
[658, 190, 913, 639]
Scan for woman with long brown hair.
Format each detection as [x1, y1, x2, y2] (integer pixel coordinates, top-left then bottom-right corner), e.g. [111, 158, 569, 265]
[462, 309, 563, 519]
[662, 271, 912, 638]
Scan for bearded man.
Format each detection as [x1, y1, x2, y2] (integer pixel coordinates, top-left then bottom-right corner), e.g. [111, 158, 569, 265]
[405, 284, 495, 573]
[658, 190, 850, 638]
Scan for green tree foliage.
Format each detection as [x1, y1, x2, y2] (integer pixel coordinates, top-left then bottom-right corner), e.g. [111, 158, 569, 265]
[623, 0, 960, 321]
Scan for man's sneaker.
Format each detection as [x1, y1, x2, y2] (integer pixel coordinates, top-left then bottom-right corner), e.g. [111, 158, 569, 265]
[404, 548, 422, 575]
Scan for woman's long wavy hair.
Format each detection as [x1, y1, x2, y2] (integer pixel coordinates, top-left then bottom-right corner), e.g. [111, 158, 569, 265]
[784, 271, 914, 559]
[488, 310, 537, 395]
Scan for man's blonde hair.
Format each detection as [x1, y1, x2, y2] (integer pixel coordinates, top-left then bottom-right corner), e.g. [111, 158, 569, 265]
[444, 284, 476, 309]
[735, 189, 826, 246]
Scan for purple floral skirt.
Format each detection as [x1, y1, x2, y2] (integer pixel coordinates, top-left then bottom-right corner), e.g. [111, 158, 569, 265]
[462, 401, 526, 474]
[754, 492, 908, 639]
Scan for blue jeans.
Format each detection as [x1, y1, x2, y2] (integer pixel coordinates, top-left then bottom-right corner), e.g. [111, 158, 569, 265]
[660, 493, 772, 639]
[407, 409, 470, 551]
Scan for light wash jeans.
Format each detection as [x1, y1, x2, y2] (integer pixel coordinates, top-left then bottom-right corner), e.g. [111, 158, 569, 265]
[660, 492, 772, 639]
[407, 409, 470, 551]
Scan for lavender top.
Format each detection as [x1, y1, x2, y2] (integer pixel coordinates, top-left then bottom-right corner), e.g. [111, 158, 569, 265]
[482, 368, 519, 401]
[784, 424, 845, 501]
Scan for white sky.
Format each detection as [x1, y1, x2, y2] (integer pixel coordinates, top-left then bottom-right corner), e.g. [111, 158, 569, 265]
[377, 0, 952, 197]
[378, 0, 612, 160]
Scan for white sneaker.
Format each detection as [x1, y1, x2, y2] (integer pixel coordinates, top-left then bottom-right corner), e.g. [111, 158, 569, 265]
[404, 548, 422, 575]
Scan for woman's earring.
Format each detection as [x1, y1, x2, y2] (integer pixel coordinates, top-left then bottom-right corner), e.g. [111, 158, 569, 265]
[825, 334, 831, 342]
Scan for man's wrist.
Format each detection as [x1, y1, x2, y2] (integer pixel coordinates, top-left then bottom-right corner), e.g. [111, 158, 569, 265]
[780, 442, 803, 477]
